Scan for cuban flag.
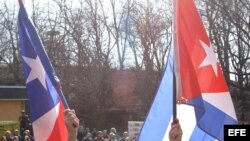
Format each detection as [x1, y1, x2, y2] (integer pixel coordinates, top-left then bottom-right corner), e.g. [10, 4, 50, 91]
[138, 0, 238, 140]
[18, 1, 68, 141]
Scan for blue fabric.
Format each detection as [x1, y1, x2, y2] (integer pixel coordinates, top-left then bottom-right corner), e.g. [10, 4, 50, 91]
[138, 46, 174, 141]
[189, 125, 215, 141]
[18, 2, 62, 121]
[188, 97, 238, 140]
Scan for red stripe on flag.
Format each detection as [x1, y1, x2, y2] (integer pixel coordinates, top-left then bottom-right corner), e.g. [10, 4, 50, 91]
[177, 0, 228, 100]
[47, 101, 68, 141]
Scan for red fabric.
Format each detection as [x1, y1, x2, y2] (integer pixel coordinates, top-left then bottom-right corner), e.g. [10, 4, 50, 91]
[176, 0, 228, 100]
[47, 101, 68, 141]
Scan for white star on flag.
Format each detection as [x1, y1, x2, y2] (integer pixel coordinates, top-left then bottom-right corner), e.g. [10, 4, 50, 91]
[23, 56, 47, 89]
[199, 40, 219, 77]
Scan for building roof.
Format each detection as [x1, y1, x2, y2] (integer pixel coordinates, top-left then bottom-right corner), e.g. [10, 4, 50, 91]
[0, 86, 27, 100]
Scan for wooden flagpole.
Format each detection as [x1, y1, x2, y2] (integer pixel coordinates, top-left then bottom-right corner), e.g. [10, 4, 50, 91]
[173, 0, 178, 123]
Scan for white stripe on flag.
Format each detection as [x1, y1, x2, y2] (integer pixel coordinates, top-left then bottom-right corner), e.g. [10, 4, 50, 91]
[163, 104, 196, 141]
[202, 92, 237, 120]
[163, 104, 218, 141]
[32, 103, 60, 141]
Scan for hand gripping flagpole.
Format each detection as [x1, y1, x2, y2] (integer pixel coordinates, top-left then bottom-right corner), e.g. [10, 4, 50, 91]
[172, 0, 178, 123]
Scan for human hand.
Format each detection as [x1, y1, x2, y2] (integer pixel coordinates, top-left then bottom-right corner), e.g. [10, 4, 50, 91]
[64, 109, 79, 141]
[169, 119, 182, 141]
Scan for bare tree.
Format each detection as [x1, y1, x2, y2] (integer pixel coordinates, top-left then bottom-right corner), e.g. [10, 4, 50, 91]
[0, 1, 23, 85]
[203, 0, 250, 122]
[127, 0, 172, 113]
[54, 0, 114, 128]
[130, 1, 171, 72]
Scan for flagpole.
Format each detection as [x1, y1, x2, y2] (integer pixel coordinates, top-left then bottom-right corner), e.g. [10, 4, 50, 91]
[172, 0, 178, 123]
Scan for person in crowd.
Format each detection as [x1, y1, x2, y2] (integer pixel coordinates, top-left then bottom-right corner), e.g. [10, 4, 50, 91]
[23, 136, 31, 141]
[5, 130, 12, 141]
[109, 127, 119, 141]
[109, 132, 115, 141]
[119, 131, 129, 141]
[124, 137, 130, 141]
[82, 132, 93, 141]
[93, 131, 104, 141]
[102, 130, 109, 141]
[23, 130, 34, 141]
[13, 129, 21, 141]
[83, 127, 90, 138]
[18, 110, 30, 136]
[91, 128, 97, 139]
[0, 136, 7, 141]
[109, 128, 116, 136]
[77, 120, 85, 140]
[12, 136, 19, 141]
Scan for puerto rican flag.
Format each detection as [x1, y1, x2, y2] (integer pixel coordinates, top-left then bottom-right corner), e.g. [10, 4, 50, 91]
[18, 1, 68, 141]
[138, 0, 237, 140]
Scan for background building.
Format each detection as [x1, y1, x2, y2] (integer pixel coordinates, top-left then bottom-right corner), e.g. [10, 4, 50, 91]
[0, 86, 28, 136]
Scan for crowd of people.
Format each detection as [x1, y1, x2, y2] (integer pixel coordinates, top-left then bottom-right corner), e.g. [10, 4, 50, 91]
[76, 127, 130, 141]
[65, 110, 132, 141]
[1, 111, 34, 141]
[65, 109, 183, 141]
[0, 129, 33, 141]
[1, 110, 182, 141]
